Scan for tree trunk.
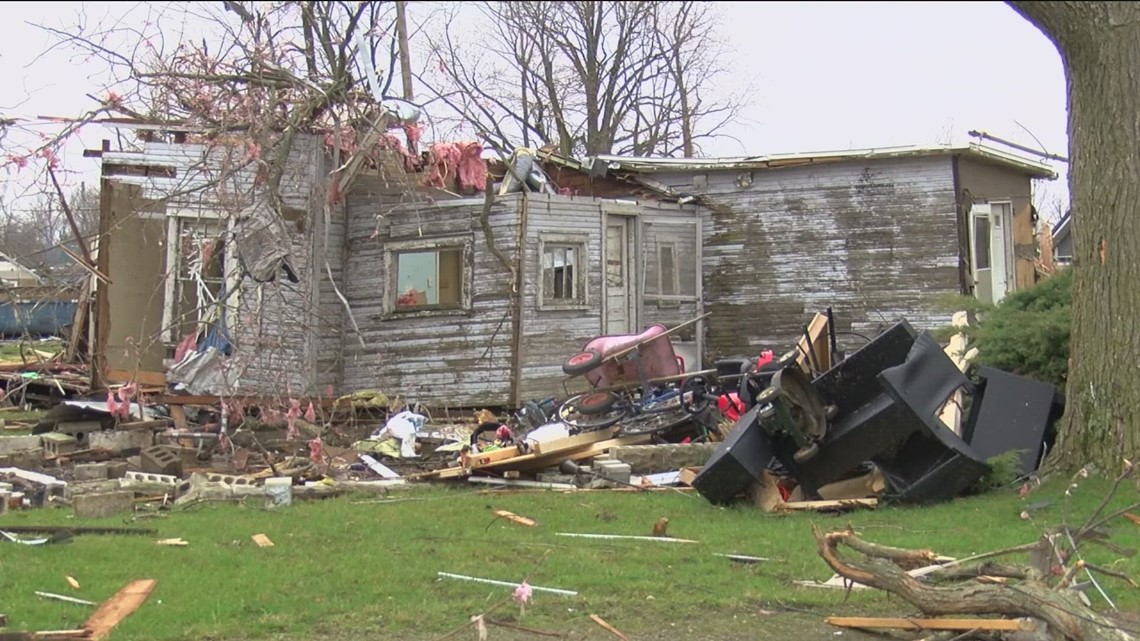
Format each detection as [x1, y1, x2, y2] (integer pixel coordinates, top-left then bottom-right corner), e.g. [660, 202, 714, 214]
[1007, 2, 1140, 474]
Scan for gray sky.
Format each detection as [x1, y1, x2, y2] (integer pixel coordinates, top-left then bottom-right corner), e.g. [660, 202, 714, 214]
[0, 1, 1069, 220]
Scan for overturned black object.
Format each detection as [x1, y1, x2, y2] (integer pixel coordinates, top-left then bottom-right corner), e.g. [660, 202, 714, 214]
[691, 406, 774, 504]
[781, 327, 991, 504]
[963, 366, 1064, 476]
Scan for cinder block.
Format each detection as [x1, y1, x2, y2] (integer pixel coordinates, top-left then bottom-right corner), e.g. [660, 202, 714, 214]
[204, 473, 256, 487]
[609, 443, 718, 475]
[264, 477, 293, 508]
[73, 491, 133, 519]
[41, 433, 78, 457]
[73, 463, 109, 481]
[124, 470, 180, 486]
[0, 435, 43, 455]
[105, 461, 129, 479]
[141, 446, 184, 477]
[536, 473, 577, 485]
[89, 430, 153, 454]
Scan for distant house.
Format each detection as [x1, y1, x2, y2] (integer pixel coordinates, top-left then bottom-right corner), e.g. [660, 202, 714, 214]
[540, 143, 1057, 358]
[1052, 210, 1072, 265]
[0, 253, 42, 288]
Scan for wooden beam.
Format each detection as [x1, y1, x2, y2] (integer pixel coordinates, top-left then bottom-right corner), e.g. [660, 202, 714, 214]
[825, 617, 1032, 632]
[83, 579, 157, 641]
[105, 369, 166, 387]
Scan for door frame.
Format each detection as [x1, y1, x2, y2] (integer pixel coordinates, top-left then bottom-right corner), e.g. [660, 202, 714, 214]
[968, 201, 1014, 304]
[601, 203, 640, 335]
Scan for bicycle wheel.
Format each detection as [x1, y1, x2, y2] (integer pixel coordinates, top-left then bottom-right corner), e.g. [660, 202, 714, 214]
[558, 393, 627, 432]
[617, 405, 693, 436]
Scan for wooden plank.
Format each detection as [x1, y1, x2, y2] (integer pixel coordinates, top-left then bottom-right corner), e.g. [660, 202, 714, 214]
[776, 498, 877, 511]
[531, 428, 615, 455]
[83, 579, 157, 641]
[492, 510, 537, 527]
[678, 467, 701, 487]
[104, 369, 165, 387]
[825, 617, 1031, 632]
[251, 534, 274, 547]
[465, 445, 527, 468]
[795, 312, 831, 374]
[169, 406, 188, 431]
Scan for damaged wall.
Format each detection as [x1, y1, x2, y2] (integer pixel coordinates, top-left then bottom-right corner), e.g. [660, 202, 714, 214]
[644, 156, 961, 359]
[515, 194, 607, 402]
[101, 183, 168, 373]
[955, 157, 1038, 292]
[340, 180, 519, 406]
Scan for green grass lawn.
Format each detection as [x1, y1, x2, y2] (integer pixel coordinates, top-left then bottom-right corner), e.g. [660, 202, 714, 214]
[1, 476, 1138, 641]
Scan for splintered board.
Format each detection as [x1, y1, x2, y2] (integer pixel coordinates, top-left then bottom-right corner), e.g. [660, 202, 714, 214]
[83, 579, 157, 641]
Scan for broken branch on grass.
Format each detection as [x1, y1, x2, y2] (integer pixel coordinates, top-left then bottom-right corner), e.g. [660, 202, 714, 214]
[589, 614, 630, 641]
[1082, 563, 1140, 589]
[813, 525, 1136, 641]
[485, 619, 563, 638]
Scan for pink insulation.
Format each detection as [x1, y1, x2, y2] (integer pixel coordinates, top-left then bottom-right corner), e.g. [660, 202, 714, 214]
[422, 141, 487, 191]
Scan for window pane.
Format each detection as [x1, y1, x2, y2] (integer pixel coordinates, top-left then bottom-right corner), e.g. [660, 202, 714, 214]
[396, 251, 437, 307]
[660, 244, 677, 296]
[543, 244, 582, 302]
[973, 216, 991, 271]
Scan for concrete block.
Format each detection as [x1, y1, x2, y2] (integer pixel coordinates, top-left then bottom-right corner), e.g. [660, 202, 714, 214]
[73, 463, 109, 481]
[124, 470, 180, 486]
[65, 480, 125, 498]
[89, 430, 153, 454]
[41, 433, 79, 457]
[73, 491, 134, 519]
[105, 461, 129, 479]
[0, 450, 43, 469]
[141, 446, 183, 477]
[0, 435, 43, 455]
[536, 472, 577, 485]
[204, 473, 256, 487]
[264, 477, 292, 508]
[609, 443, 718, 475]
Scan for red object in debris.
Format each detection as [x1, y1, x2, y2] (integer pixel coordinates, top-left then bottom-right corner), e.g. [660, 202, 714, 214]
[308, 436, 323, 462]
[755, 350, 775, 369]
[717, 393, 745, 422]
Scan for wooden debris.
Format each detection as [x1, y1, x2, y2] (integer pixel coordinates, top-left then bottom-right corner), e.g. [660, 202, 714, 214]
[66, 577, 80, 590]
[713, 553, 769, 564]
[484, 619, 562, 638]
[83, 579, 157, 641]
[651, 517, 669, 537]
[251, 534, 275, 547]
[678, 467, 701, 486]
[777, 498, 878, 512]
[436, 572, 577, 596]
[492, 510, 537, 527]
[35, 592, 96, 606]
[555, 532, 698, 544]
[826, 616, 1034, 632]
[1123, 512, 1140, 526]
[589, 614, 630, 641]
[155, 538, 188, 547]
[33, 631, 91, 640]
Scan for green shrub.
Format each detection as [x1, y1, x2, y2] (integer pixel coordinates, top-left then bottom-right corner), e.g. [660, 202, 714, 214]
[937, 268, 1072, 392]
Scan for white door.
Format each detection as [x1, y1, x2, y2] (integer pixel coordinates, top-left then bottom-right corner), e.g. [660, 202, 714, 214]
[604, 218, 634, 334]
[969, 203, 1013, 305]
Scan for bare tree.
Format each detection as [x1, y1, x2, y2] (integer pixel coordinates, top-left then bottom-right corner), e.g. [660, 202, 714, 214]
[1008, 1, 1140, 474]
[418, 1, 749, 158]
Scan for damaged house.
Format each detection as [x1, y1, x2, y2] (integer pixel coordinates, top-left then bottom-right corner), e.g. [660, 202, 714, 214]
[90, 122, 705, 407]
[88, 121, 1055, 409]
[539, 144, 1056, 359]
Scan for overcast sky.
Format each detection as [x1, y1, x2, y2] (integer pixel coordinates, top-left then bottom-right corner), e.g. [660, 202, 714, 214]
[0, 1, 1070, 220]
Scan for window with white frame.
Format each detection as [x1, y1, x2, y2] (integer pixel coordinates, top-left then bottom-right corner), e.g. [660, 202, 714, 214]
[163, 213, 240, 349]
[538, 234, 588, 309]
[385, 237, 472, 314]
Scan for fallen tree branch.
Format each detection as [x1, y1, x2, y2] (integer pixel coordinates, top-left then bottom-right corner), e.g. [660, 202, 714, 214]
[813, 526, 1136, 641]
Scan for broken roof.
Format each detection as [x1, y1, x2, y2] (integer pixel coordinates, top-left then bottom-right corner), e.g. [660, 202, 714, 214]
[555, 142, 1057, 180]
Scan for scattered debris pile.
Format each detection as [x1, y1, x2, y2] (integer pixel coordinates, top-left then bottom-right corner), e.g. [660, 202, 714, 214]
[690, 310, 1065, 511]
